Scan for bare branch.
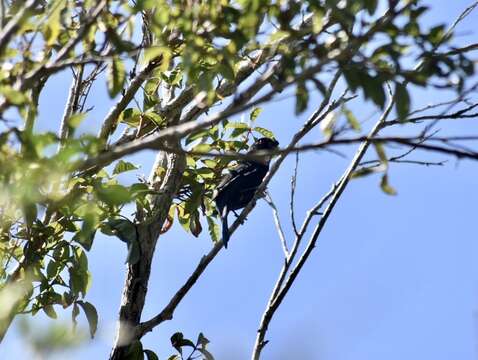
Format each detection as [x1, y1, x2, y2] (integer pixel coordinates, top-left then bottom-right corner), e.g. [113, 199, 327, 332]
[289, 152, 300, 236]
[58, 66, 84, 147]
[264, 192, 289, 258]
[385, 102, 478, 126]
[251, 85, 396, 359]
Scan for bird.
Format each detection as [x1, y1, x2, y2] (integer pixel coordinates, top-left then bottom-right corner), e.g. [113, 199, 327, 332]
[213, 137, 279, 248]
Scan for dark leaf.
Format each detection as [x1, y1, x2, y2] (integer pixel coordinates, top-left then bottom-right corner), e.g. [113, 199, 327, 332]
[143, 349, 159, 360]
[43, 305, 57, 319]
[171, 332, 195, 354]
[77, 301, 98, 338]
[125, 340, 144, 360]
[395, 82, 410, 122]
[198, 348, 215, 360]
[189, 211, 203, 237]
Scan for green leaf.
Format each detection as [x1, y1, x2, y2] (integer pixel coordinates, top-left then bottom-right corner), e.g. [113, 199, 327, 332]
[351, 167, 380, 179]
[77, 301, 98, 338]
[145, 111, 165, 127]
[101, 218, 139, 264]
[47, 260, 61, 278]
[143, 46, 171, 72]
[176, 205, 191, 233]
[71, 302, 80, 328]
[395, 83, 410, 122]
[113, 160, 139, 175]
[189, 211, 202, 237]
[68, 267, 91, 298]
[67, 112, 87, 128]
[102, 219, 137, 243]
[207, 216, 220, 243]
[225, 122, 249, 130]
[226, 122, 250, 138]
[170, 332, 195, 354]
[119, 108, 142, 127]
[0, 86, 28, 105]
[197, 332, 210, 347]
[342, 106, 361, 132]
[97, 184, 132, 206]
[361, 73, 385, 108]
[144, 349, 159, 360]
[253, 127, 275, 140]
[73, 214, 97, 251]
[250, 107, 262, 122]
[373, 143, 388, 166]
[44, 0, 64, 45]
[107, 58, 126, 98]
[43, 305, 58, 319]
[295, 81, 309, 115]
[198, 348, 215, 360]
[192, 143, 212, 153]
[186, 129, 210, 145]
[218, 62, 235, 80]
[363, 0, 378, 14]
[125, 340, 144, 360]
[380, 174, 397, 195]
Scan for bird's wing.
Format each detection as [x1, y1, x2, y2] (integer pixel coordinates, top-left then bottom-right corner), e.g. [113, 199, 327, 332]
[212, 162, 254, 200]
[216, 162, 248, 190]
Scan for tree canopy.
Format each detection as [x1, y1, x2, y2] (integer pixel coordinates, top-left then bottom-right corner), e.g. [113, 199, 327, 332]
[0, 0, 477, 359]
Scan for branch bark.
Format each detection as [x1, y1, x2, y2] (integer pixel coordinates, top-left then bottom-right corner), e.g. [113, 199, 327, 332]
[109, 143, 185, 360]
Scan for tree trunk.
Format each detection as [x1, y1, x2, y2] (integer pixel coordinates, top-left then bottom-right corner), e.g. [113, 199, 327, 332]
[110, 147, 185, 359]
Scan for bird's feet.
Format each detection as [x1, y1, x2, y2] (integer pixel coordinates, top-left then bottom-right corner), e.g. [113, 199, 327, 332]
[232, 210, 247, 224]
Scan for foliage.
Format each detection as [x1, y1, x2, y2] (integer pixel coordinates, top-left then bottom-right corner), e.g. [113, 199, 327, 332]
[0, 0, 475, 358]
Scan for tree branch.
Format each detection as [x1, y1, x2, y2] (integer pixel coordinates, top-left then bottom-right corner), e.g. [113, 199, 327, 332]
[0, 0, 40, 54]
[251, 85, 396, 359]
[264, 192, 289, 258]
[137, 70, 346, 338]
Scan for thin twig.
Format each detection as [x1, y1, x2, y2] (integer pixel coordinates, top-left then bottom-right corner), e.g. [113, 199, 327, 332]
[251, 85, 396, 359]
[264, 192, 289, 258]
[289, 152, 299, 236]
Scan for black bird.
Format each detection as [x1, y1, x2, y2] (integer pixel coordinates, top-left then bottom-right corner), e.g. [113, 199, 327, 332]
[213, 137, 279, 248]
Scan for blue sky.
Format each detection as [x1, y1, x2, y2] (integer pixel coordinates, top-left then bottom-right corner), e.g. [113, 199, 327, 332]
[2, 1, 478, 359]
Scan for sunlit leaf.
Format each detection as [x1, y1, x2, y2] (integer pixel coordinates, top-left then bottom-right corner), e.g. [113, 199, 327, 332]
[107, 58, 126, 98]
[113, 160, 139, 175]
[380, 174, 397, 195]
[253, 127, 275, 140]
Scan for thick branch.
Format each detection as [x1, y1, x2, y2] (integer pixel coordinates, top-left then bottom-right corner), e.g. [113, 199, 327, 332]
[98, 59, 162, 141]
[109, 146, 186, 360]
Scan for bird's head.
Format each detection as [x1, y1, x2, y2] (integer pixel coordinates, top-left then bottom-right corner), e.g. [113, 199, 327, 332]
[248, 137, 279, 164]
[249, 137, 279, 151]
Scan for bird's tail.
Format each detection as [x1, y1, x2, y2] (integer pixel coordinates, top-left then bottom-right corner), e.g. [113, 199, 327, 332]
[221, 205, 229, 248]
